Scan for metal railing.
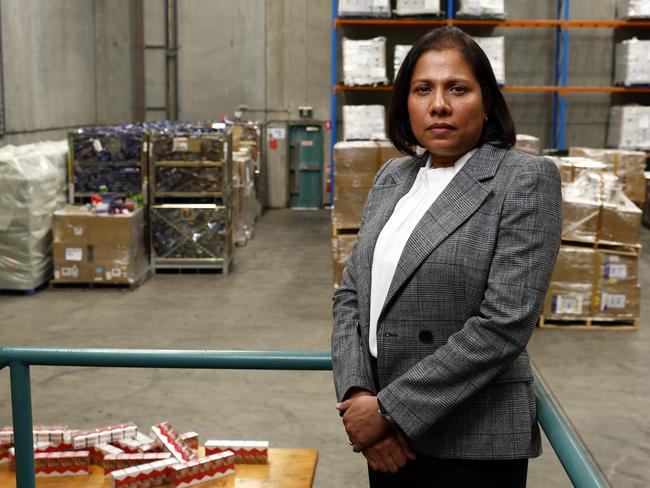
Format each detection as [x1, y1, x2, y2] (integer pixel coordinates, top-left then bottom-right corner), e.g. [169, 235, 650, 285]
[0, 347, 611, 488]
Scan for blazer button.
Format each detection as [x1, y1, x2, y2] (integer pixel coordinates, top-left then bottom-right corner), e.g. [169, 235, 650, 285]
[419, 330, 433, 344]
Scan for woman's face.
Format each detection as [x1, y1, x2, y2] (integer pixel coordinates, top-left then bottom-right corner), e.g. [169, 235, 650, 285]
[407, 48, 486, 166]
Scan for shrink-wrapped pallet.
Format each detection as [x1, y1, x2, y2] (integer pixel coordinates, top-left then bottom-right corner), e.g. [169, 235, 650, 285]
[552, 156, 608, 186]
[0, 142, 67, 290]
[473, 36, 505, 85]
[568, 147, 646, 204]
[617, 0, 650, 18]
[607, 105, 650, 150]
[232, 150, 259, 246]
[332, 234, 358, 287]
[457, 0, 505, 18]
[394, 44, 412, 81]
[562, 172, 642, 245]
[394, 0, 441, 16]
[342, 37, 388, 86]
[615, 38, 650, 86]
[338, 0, 390, 17]
[343, 105, 387, 141]
[514, 134, 540, 155]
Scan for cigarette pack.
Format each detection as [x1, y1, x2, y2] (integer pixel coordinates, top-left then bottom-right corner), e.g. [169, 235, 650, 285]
[170, 451, 236, 487]
[72, 422, 137, 450]
[32, 450, 90, 477]
[104, 452, 173, 474]
[90, 442, 124, 466]
[151, 422, 197, 463]
[109, 457, 178, 488]
[205, 440, 269, 464]
[180, 432, 199, 453]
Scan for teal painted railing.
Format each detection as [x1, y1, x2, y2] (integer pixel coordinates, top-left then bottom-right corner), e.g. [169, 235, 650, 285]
[0, 347, 611, 488]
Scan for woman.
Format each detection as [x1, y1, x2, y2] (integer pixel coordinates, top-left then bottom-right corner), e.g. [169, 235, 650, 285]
[332, 27, 562, 487]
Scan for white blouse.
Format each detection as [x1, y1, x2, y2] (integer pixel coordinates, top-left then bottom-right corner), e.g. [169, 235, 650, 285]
[369, 149, 477, 358]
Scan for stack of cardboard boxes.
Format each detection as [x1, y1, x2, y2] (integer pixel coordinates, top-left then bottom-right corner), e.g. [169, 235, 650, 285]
[331, 141, 402, 287]
[52, 207, 148, 286]
[543, 152, 644, 328]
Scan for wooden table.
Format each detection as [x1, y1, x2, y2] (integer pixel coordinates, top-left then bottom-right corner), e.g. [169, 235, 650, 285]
[0, 448, 318, 488]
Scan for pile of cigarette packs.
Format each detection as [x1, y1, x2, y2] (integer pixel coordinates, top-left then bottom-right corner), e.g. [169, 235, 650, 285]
[0, 421, 269, 487]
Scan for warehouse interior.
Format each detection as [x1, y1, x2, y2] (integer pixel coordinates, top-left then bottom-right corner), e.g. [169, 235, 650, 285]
[1, 1, 649, 487]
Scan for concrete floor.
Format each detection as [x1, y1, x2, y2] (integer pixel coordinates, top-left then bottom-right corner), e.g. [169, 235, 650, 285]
[1, 209, 649, 487]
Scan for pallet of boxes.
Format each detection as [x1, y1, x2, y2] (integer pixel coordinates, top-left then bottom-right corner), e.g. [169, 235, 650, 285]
[331, 141, 402, 289]
[541, 149, 645, 329]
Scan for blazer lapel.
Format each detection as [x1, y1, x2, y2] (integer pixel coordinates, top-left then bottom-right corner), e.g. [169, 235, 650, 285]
[380, 144, 508, 315]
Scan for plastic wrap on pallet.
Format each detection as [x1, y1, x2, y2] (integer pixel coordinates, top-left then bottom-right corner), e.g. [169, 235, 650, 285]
[473, 36, 505, 85]
[0, 142, 66, 290]
[334, 141, 379, 174]
[562, 172, 642, 244]
[615, 38, 650, 85]
[343, 105, 387, 141]
[552, 156, 608, 186]
[154, 166, 225, 194]
[617, 0, 650, 18]
[150, 130, 225, 162]
[394, 0, 441, 15]
[568, 147, 647, 204]
[514, 134, 540, 155]
[342, 37, 388, 86]
[151, 205, 228, 260]
[607, 105, 650, 150]
[393, 44, 412, 81]
[232, 151, 258, 246]
[338, 0, 390, 17]
[457, 0, 505, 18]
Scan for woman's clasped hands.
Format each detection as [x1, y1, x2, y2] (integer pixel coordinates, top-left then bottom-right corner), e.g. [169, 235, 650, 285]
[336, 390, 417, 473]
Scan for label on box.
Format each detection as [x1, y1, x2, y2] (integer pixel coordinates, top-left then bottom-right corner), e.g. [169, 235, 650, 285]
[73, 226, 84, 236]
[172, 137, 189, 152]
[93, 139, 103, 152]
[65, 248, 83, 262]
[600, 293, 626, 310]
[552, 293, 583, 315]
[111, 268, 122, 278]
[300, 140, 314, 147]
[105, 271, 112, 281]
[603, 263, 627, 281]
[54, 270, 60, 280]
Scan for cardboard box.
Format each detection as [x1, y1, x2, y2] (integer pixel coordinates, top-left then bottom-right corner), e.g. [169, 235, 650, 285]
[549, 246, 596, 286]
[543, 283, 593, 317]
[334, 142, 378, 174]
[52, 207, 90, 244]
[376, 141, 404, 170]
[593, 284, 640, 319]
[332, 234, 358, 287]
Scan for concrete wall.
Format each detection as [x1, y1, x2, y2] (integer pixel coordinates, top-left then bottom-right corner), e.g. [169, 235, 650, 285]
[0, 0, 132, 145]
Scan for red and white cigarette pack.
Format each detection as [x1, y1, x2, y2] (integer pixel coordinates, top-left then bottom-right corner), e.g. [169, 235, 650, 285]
[32, 450, 90, 477]
[103, 452, 173, 474]
[90, 443, 124, 466]
[150, 422, 196, 463]
[205, 440, 269, 464]
[0, 425, 72, 446]
[170, 451, 236, 488]
[0, 426, 13, 446]
[72, 422, 137, 450]
[180, 432, 199, 454]
[0, 445, 11, 465]
[109, 457, 178, 488]
[114, 432, 155, 453]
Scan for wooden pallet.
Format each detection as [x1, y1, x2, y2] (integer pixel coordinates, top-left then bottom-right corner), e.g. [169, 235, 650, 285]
[49, 269, 151, 291]
[539, 314, 639, 330]
[332, 226, 359, 237]
[560, 238, 642, 256]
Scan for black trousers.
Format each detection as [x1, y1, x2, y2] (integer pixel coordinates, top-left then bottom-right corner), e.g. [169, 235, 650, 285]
[368, 456, 528, 488]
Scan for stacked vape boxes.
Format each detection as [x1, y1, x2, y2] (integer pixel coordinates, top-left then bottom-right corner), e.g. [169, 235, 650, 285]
[607, 105, 650, 151]
[342, 37, 389, 86]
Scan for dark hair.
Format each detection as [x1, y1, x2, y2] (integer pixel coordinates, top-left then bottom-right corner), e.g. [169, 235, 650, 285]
[388, 26, 516, 156]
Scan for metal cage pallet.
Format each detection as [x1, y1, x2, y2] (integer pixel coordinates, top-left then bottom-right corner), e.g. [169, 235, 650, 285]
[539, 314, 639, 330]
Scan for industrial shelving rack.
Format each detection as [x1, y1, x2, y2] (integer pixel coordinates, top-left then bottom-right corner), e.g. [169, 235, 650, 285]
[148, 126, 233, 274]
[329, 0, 650, 202]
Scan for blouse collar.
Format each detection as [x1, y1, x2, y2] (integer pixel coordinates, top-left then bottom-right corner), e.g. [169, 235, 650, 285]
[425, 148, 478, 173]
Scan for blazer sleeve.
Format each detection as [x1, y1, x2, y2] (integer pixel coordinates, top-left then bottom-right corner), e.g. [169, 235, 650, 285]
[331, 159, 395, 402]
[376, 157, 562, 441]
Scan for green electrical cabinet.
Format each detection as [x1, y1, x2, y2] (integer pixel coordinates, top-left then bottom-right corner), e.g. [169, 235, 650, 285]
[289, 124, 323, 209]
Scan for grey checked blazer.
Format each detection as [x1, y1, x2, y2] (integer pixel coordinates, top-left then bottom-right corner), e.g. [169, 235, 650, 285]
[332, 142, 562, 460]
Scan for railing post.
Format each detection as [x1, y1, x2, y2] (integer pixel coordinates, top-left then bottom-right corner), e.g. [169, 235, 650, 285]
[10, 361, 35, 488]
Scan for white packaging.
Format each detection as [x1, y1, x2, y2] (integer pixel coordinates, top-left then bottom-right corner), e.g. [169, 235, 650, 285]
[608, 105, 650, 150]
[343, 37, 388, 86]
[343, 105, 387, 141]
[457, 0, 505, 18]
[394, 0, 441, 16]
[473, 36, 505, 85]
[338, 0, 390, 17]
[394, 45, 413, 81]
[615, 38, 650, 86]
[617, 0, 650, 19]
